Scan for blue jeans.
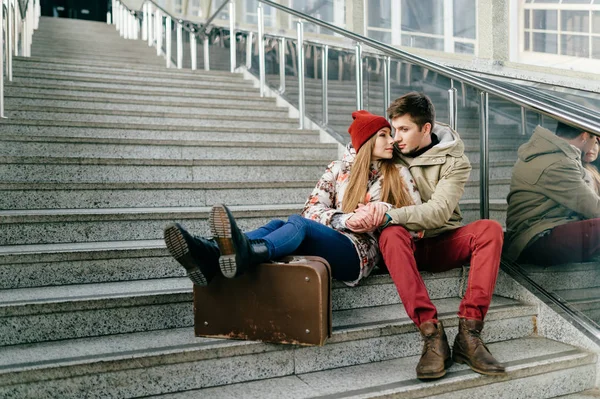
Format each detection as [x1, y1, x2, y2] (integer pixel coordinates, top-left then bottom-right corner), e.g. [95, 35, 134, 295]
[246, 215, 361, 282]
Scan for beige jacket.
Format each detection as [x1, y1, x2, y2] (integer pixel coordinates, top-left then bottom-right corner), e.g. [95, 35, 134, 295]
[504, 125, 600, 260]
[386, 123, 472, 238]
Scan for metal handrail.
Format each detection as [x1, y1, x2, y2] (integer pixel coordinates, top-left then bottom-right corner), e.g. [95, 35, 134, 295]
[199, 0, 229, 37]
[254, 0, 600, 137]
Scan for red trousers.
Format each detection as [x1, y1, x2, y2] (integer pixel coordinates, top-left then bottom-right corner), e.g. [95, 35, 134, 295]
[520, 218, 600, 265]
[379, 220, 503, 326]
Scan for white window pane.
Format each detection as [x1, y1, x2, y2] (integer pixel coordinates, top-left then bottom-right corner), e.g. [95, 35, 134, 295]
[368, 29, 392, 43]
[525, 10, 531, 29]
[561, 0, 592, 3]
[401, 35, 444, 50]
[401, 0, 444, 35]
[533, 32, 558, 53]
[453, 0, 476, 39]
[524, 31, 531, 50]
[292, 0, 334, 22]
[454, 42, 475, 54]
[593, 37, 600, 58]
[367, 0, 391, 29]
[533, 10, 558, 30]
[593, 11, 600, 34]
[561, 34, 590, 57]
[561, 10, 590, 33]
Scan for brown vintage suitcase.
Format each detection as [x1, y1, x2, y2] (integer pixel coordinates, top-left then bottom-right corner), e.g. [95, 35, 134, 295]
[194, 255, 332, 346]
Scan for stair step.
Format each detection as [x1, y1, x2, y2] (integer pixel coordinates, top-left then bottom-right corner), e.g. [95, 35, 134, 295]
[5, 97, 287, 116]
[0, 156, 327, 183]
[12, 56, 236, 76]
[166, 337, 593, 399]
[4, 110, 299, 129]
[0, 180, 316, 210]
[0, 136, 336, 160]
[12, 76, 259, 95]
[0, 121, 319, 143]
[0, 292, 535, 369]
[14, 68, 250, 86]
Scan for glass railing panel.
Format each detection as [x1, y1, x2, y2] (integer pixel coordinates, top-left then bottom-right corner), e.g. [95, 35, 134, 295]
[502, 111, 600, 328]
[362, 53, 386, 118]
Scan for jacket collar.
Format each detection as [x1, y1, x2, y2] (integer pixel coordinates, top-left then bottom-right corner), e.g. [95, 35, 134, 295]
[400, 122, 464, 167]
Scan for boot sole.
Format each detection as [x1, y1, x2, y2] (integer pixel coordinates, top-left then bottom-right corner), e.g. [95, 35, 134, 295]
[209, 205, 238, 279]
[164, 224, 208, 286]
[416, 358, 453, 380]
[453, 354, 506, 376]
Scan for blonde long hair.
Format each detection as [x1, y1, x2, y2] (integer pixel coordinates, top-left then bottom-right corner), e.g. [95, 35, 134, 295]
[342, 134, 414, 213]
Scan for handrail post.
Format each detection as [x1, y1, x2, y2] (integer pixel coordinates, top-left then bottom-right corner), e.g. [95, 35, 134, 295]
[156, 9, 162, 56]
[7, 2, 13, 81]
[165, 16, 172, 67]
[322, 44, 328, 126]
[355, 43, 363, 110]
[147, 4, 153, 46]
[203, 36, 210, 71]
[190, 31, 197, 70]
[383, 56, 390, 119]
[142, 3, 147, 41]
[521, 107, 527, 136]
[448, 80, 458, 131]
[257, 3, 265, 97]
[479, 91, 490, 220]
[176, 20, 183, 69]
[297, 20, 305, 129]
[229, 0, 236, 73]
[279, 37, 286, 93]
[245, 31, 253, 69]
[1, 1, 5, 118]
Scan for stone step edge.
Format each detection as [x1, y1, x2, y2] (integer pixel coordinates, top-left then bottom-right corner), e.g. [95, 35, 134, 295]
[5, 92, 278, 109]
[0, 156, 512, 168]
[12, 74, 258, 92]
[0, 201, 509, 224]
[6, 106, 296, 122]
[6, 82, 267, 100]
[0, 121, 319, 135]
[14, 63, 244, 80]
[0, 299, 535, 384]
[14, 68, 247, 84]
[0, 156, 328, 166]
[196, 343, 594, 399]
[0, 181, 318, 191]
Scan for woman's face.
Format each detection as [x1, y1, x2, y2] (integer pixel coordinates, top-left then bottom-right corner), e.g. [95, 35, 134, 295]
[584, 138, 599, 163]
[371, 127, 395, 160]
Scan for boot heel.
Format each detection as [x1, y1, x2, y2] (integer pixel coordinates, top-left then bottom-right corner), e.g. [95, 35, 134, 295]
[219, 254, 238, 278]
[452, 353, 467, 365]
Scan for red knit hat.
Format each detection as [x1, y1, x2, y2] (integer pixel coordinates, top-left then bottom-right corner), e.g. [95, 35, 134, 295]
[348, 110, 391, 153]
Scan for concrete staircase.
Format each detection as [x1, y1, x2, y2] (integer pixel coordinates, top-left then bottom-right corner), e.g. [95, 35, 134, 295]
[0, 16, 597, 398]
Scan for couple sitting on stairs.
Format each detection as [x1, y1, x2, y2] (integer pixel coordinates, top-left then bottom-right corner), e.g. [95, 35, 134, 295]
[163, 92, 506, 381]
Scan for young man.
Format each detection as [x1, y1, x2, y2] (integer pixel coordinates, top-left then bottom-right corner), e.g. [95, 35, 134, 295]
[505, 122, 600, 265]
[374, 92, 505, 380]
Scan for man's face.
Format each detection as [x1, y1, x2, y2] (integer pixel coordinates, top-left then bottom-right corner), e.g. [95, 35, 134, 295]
[390, 114, 431, 155]
[582, 132, 598, 156]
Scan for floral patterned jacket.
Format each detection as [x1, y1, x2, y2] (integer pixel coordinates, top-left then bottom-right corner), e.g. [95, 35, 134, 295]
[301, 144, 423, 286]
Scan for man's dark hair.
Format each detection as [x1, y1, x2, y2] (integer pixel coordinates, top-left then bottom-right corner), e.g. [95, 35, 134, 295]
[555, 121, 583, 139]
[387, 92, 435, 131]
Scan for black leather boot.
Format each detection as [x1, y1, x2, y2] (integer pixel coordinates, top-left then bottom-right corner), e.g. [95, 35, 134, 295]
[209, 204, 271, 278]
[163, 223, 220, 286]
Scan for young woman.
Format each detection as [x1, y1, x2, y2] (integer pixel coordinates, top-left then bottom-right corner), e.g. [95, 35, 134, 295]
[164, 110, 422, 286]
[583, 138, 600, 196]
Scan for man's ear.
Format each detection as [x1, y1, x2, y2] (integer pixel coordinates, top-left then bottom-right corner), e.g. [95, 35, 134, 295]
[422, 122, 432, 136]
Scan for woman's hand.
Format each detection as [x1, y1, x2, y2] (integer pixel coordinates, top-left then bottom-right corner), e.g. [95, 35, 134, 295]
[358, 202, 389, 227]
[346, 211, 376, 233]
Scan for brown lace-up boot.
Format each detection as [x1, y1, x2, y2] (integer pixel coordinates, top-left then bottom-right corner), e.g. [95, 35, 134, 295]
[452, 318, 506, 376]
[416, 321, 452, 380]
